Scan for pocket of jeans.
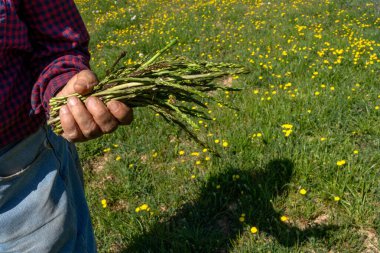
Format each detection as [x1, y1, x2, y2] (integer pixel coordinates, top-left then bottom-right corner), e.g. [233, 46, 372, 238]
[0, 129, 46, 181]
[0, 142, 47, 182]
[0, 139, 78, 251]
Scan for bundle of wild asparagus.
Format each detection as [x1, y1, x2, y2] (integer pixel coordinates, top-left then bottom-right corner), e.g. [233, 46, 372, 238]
[48, 39, 247, 154]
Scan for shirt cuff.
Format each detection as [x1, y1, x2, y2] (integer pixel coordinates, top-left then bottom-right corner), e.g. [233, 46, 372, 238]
[42, 70, 81, 116]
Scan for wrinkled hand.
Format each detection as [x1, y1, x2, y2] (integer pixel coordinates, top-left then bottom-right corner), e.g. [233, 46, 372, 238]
[55, 70, 133, 142]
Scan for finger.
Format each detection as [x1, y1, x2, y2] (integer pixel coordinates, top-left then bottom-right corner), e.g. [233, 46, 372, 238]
[59, 105, 85, 142]
[56, 70, 98, 97]
[73, 70, 98, 95]
[85, 97, 118, 134]
[67, 96, 101, 139]
[107, 101, 133, 125]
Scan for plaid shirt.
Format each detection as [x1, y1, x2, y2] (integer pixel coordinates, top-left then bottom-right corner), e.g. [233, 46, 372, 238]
[0, 0, 90, 148]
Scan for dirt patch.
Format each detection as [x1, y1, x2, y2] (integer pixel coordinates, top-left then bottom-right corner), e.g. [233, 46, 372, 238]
[83, 153, 117, 189]
[216, 215, 231, 237]
[112, 199, 130, 212]
[222, 76, 234, 87]
[359, 228, 379, 253]
[287, 213, 330, 231]
[84, 153, 110, 174]
[311, 213, 330, 226]
[109, 242, 124, 253]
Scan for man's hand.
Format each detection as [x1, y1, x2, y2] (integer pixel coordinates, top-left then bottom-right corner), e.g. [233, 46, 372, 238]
[55, 70, 133, 142]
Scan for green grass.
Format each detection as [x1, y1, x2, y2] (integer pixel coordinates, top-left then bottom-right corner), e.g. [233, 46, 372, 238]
[74, 0, 380, 252]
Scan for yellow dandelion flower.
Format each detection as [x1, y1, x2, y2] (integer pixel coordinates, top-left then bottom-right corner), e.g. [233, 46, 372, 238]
[191, 152, 200, 156]
[320, 137, 327, 141]
[140, 204, 149, 211]
[103, 148, 111, 153]
[179, 150, 185, 155]
[191, 174, 196, 179]
[334, 196, 340, 202]
[299, 188, 307, 195]
[101, 199, 107, 208]
[375, 106, 379, 110]
[284, 129, 293, 137]
[336, 160, 346, 166]
[152, 152, 158, 158]
[222, 141, 229, 147]
[281, 124, 293, 129]
[215, 139, 220, 144]
[135, 207, 141, 213]
[280, 216, 288, 222]
[315, 91, 320, 96]
[250, 226, 258, 234]
[115, 156, 121, 161]
[195, 160, 201, 165]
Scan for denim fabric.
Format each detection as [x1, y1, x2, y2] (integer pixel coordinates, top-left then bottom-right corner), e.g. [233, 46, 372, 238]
[0, 126, 96, 253]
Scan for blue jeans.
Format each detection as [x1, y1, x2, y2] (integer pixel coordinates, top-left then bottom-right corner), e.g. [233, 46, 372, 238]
[0, 126, 96, 252]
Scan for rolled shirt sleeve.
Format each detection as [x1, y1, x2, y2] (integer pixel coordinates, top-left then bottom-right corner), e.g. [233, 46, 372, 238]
[22, 0, 91, 115]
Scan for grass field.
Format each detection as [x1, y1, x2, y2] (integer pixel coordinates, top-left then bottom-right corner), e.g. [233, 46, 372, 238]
[73, 0, 380, 252]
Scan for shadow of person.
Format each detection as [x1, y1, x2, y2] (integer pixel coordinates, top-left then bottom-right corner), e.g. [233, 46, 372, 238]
[122, 159, 338, 252]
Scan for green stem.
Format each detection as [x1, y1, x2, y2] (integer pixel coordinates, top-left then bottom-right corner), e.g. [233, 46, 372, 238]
[138, 39, 178, 70]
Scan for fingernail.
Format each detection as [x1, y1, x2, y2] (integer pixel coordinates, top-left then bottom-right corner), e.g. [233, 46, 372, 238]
[82, 79, 96, 90]
[107, 101, 120, 111]
[60, 105, 69, 114]
[85, 96, 100, 107]
[68, 96, 78, 106]
[87, 82, 96, 90]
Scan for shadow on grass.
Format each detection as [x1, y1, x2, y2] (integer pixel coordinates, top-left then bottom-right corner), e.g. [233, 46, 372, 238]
[122, 159, 338, 252]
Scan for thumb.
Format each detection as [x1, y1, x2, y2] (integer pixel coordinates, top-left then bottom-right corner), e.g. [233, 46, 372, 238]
[57, 70, 98, 97]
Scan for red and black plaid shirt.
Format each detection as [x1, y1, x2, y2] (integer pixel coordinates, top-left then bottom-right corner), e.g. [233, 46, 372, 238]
[0, 0, 90, 148]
